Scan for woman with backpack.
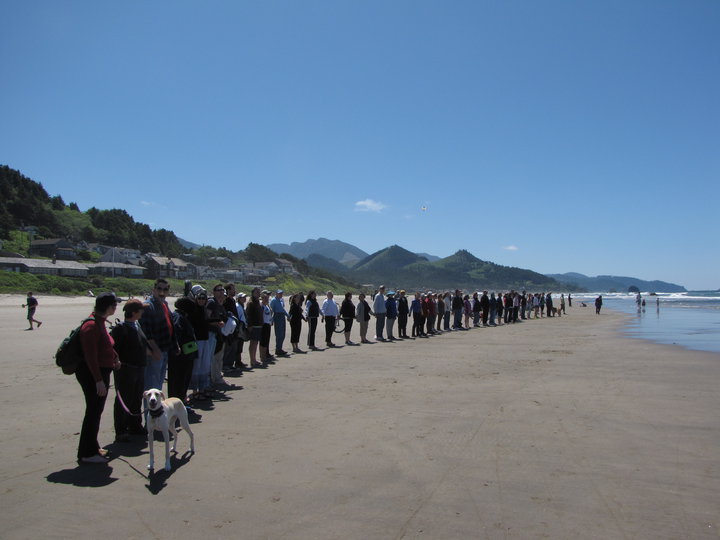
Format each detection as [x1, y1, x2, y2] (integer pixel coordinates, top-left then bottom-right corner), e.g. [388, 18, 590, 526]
[76, 292, 121, 464]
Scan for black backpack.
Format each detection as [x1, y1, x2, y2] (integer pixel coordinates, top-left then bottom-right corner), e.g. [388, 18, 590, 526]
[55, 318, 93, 375]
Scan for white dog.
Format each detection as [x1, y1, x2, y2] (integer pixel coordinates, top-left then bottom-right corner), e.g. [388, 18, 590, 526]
[144, 388, 195, 471]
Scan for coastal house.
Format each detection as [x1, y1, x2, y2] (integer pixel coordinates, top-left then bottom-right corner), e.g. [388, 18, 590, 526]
[242, 261, 280, 276]
[87, 262, 146, 278]
[275, 258, 296, 274]
[99, 247, 142, 264]
[28, 239, 77, 260]
[0, 257, 89, 277]
[208, 256, 232, 267]
[144, 255, 191, 279]
[217, 268, 245, 282]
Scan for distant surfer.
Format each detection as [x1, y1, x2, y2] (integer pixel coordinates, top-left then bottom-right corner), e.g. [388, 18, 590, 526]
[595, 295, 603, 315]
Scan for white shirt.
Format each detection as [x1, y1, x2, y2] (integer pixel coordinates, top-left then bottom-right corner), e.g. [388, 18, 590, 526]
[373, 293, 386, 314]
[321, 298, 339, 317]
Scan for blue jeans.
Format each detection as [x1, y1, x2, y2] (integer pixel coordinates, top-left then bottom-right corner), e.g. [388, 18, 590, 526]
[443, 311, 451, 330]
[453, 309, 463, 328]
[375, 314, 386, 339]
[273, 314, 286, 351]
[144, 351, 168, 391]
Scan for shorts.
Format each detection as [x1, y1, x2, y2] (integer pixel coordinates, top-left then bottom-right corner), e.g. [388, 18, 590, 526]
[249, 326, 262, 341]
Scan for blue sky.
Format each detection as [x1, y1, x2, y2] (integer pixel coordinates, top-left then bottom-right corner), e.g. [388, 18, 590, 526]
[1, 1, 718, 290]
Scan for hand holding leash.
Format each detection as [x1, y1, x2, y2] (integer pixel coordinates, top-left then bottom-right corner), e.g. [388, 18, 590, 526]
[96, 381, 107, 397]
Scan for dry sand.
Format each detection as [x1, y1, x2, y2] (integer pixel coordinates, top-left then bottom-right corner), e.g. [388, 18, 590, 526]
[0, 294, 718, 539]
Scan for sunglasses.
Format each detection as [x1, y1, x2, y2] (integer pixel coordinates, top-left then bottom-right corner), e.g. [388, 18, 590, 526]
[156, 286, 170, 292]
[214, 288, 225, 293]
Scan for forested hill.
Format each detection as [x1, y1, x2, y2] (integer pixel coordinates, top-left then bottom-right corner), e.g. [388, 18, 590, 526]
[0, 165, 185, 255]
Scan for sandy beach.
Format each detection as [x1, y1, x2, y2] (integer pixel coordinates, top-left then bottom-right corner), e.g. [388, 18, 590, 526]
[0, 294, 718, 539]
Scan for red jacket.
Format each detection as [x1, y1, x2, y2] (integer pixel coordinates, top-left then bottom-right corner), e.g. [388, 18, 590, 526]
[80, 314, 117, 382]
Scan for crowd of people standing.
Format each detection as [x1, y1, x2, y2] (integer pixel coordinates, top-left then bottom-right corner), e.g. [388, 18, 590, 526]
[73, 278, 568, 464]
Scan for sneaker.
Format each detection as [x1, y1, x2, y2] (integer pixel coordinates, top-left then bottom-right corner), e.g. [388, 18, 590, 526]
[80, 454, 108, 464]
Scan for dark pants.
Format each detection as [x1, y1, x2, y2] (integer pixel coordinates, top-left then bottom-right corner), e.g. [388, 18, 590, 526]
[412, 313, 423, 336]
[375, 314, 386, 340]
[222, 337, 238, 370]
[398, 313, 408, 337]
[113, 364, 145, 436]
[260, 324, 271, 348]
[290, 318, 302, 343]
[307, 317, 318, 347]
[167, 353, 194, 401]
[482, 308, 489, 325]
[453, 309, 462, 328]
[547, 304, 553, 317]
[324, 316, 335, 345]
[76, 361, 111, 459]
[426, 315, 435, 334]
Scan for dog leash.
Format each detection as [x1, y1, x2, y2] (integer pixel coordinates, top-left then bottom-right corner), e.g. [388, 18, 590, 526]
[113, 386, 144, 417]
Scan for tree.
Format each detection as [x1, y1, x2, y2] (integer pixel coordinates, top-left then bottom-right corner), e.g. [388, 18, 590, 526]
[244, 242, 278, 262]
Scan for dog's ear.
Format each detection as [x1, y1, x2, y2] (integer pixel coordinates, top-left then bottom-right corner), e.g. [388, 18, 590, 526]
[160, 391, 166, 400]
[143, 390, 150, 399]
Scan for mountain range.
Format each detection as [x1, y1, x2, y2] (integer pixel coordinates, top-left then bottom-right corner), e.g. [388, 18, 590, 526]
[267, 239, 566, 291]
[266, 238, 688, 292]
[546, 273, 686, 293]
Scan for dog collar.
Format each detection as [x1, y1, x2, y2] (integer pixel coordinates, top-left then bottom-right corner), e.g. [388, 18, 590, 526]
[147, 407, 164, 419]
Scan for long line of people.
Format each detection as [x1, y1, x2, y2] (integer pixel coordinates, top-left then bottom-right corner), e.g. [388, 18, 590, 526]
[76, 278, 568, 462]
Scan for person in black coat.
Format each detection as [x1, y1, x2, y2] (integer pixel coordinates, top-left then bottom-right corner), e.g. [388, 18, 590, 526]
[397, 290, 409, 338]
[169, 297, 199, 403]
[111, 299, 149, 442]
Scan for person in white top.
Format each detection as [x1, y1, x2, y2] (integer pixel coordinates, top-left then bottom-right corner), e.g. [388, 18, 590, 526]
[321, 291, 339, 347]
[372, 285, 387, 341]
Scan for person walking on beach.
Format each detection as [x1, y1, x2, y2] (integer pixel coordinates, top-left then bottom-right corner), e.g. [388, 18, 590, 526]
[321, 291, 339, 347]
[595, 295, 603, 314]
[22, 291, 42, 330]
[560, 294, 566, 315]
[546, 292, 554, 317]
[140, 279, 179, 392]
[373, 285, 387, 341]
[76, 292, 121, 464]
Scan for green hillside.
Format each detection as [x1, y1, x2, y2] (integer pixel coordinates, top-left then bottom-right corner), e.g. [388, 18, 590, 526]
[0, 165, 185, 256]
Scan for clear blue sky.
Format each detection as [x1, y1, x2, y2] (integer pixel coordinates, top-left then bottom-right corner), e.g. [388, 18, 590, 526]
[1, 1, 718, 290]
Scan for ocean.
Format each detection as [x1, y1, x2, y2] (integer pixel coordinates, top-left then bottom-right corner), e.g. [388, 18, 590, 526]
[570, 291, 720, 354]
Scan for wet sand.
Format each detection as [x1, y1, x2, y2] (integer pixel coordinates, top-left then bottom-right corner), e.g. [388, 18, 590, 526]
[0, 294, 718, 539]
